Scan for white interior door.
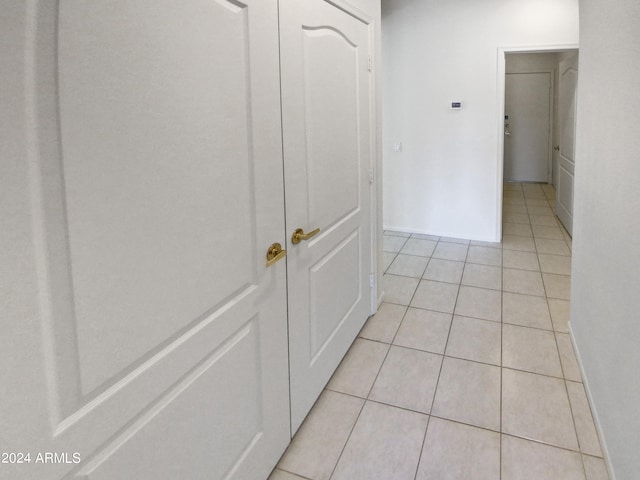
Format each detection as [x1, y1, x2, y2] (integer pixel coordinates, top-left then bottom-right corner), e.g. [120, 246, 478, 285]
[279, 0, 373, 432]
[504, 73, 552, 182]
[556, 54, 579, 235]
[0, 2, 290, 479]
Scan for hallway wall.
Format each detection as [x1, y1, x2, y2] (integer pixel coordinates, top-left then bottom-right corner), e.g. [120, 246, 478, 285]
[571, 0, 640, 478]
[382, 0, 579, 241]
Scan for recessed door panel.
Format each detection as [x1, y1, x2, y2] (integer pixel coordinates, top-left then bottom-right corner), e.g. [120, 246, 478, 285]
[309, 231, 361, 361]
[58, 0, 256, 396]
[303, 28, 360, 231]
[78, 319, 262, 480]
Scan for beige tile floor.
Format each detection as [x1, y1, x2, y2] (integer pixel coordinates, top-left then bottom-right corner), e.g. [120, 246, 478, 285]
[270, 183, 609, 480]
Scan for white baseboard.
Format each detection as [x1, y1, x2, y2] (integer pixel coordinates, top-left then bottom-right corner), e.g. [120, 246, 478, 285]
[569, 323, 616, 480]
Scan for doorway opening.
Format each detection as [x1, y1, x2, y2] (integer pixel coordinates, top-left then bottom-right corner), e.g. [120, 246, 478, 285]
[496, 46, 579, 239]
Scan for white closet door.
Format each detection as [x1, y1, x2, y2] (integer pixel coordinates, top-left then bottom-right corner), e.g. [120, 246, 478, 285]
[557, 54, 579, 235]
[0, 1, 289, 479]
[280, 0, 374, 432]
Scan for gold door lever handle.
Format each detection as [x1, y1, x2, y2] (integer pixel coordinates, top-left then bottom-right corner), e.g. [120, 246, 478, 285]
[291, 227, 320, 244]
[266, 243, 287, 267]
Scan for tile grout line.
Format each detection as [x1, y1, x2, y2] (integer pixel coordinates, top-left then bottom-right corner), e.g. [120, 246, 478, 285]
[410, 240, 463, 480]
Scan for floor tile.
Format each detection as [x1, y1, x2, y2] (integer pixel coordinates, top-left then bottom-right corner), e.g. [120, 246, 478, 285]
[504, 222, 533, 237]
[385, 230, 411, 237]
[454, 286, 501, 322]
[423, 258, 465, 284]
[383, 234, 408, 253]
[548, 298, 570, 332]
[400, 238, 438, 257]
[583, 455, 610, 480]
[470, 240, 502, 249]
[530, 214, 560, 226]
[501, 435, 585, 480]
[504, 197, 526, 207]
[387, 254, 429, 278]
[412, 233, 440, 241]
[502, 369, 578, 450]
[536, 238, 571, 256]
[416, 417, 500, 480]
[502, 234, 536, 252]
[526, 198, 551, 207]
[432, 357, 501, 431]
[382, 274, 419, 305]
[268, 469, 308, 480]
[467, 245, 502, 266]
[359, 302, 406, 343]
[539, 253, 572, 275]
[461, 263, 502, 290]
[327, 338, 388, 398]
[522, 184, 545, 193]
[331, 401, 428, 480]
[382, 251, 396, 272]
[503, 268, 545, 296]
[503, 205, 528, 214]
[369, 346, 442, 413]
[533, 224, 565, 240]
[502, 324, 563, 377]
[504, 183, 523, 192]
[556, 332, 582, 381]
[439, 236, 471, 245]
[566, 381, 602, 457]
[445, 315, 501, 365]
[503, 212, 530, 224]
[502, 292, 552, 330]
[543, 273, 571, 300]
[527, 205, 555, 216]
[393, 308, 452, 354]
[432, 242, 469, 261]
[277, 390, 364, 480]
[411, 280, 459, 314]
[503, 250, 540, 271]
[504, 187, 524, 195]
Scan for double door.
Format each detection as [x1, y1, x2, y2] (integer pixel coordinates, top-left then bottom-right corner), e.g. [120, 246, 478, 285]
[0, 1, 373, 479]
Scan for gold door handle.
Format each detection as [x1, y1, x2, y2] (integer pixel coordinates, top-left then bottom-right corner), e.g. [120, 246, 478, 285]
[266, 243, 287, 267]
[291, 227, 320, 244]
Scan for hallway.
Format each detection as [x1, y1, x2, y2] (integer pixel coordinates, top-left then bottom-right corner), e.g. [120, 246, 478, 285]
[270, 183, 608, 480]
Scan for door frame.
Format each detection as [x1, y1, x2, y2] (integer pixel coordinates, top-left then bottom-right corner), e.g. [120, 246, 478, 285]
[495, 44, 578, 241]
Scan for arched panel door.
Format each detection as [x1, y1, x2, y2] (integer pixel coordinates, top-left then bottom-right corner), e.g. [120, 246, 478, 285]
[0, 1, 289, 479]
[279, 0, 374, 432]
[557, 54, 579, 235]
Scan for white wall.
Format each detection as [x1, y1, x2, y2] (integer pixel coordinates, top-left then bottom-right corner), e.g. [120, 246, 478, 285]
[571, 0, 640, 478]
[382, 0, 579, 240]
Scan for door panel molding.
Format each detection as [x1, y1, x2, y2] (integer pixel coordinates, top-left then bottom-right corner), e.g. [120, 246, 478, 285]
[74, 318, 263, 479]
[309, 229, 362, 362]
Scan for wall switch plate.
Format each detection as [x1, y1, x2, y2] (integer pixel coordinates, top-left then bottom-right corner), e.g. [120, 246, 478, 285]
[393, 142, 402, 152]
